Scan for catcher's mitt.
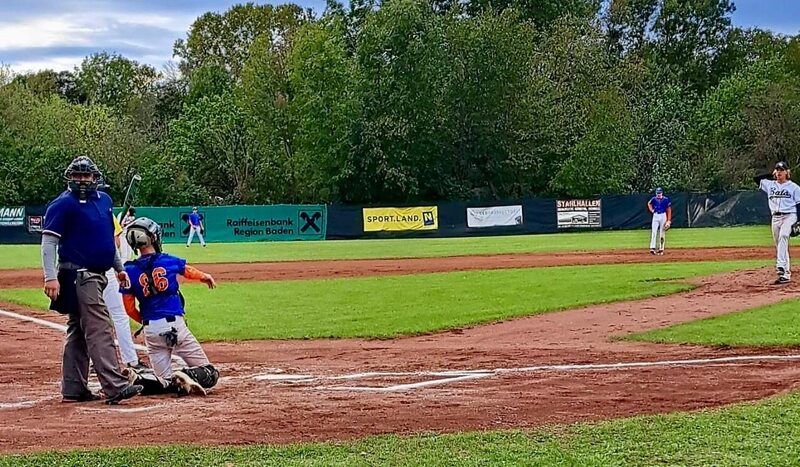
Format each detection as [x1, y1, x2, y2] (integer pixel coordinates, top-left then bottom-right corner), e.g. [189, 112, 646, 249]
[791, 222, 800, 238]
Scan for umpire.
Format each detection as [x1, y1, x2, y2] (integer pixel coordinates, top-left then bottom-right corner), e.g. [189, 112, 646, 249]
[41, 156, 143, 405]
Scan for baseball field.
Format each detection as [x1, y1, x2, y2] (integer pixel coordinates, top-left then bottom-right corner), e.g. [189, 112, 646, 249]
[2, 226, 800, 466]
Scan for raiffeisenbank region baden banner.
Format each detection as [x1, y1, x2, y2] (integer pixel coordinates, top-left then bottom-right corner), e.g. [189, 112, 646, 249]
[121, 205, 327, 243]
[466, 205, 523, 228]
[362, 207, 438, 232]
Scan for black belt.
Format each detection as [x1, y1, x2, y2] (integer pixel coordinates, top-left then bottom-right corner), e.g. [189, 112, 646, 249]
[142, 316, 177, 326]
[773, 212, 793, 216]
[58, 262, 107, 274]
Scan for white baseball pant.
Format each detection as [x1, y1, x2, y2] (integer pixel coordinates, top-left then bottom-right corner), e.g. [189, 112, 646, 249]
[144, 316, 210, 380]
[104, 269, 138, 365]
[187, 225, 206, 246]
[650, 213, 667, 250]
[772, 213, 796, 278]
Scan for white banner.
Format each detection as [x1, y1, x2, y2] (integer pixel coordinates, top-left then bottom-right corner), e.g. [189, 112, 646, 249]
[467, 205, 523, 228]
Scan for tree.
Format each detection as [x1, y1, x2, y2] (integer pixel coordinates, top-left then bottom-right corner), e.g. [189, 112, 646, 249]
[456, 0, 601, 29]
[74, 52, 160, 111]
[551, 87, 637, 196]
[286, 17, 361, 202]
[167, 92, 256, 204]
[174, 3, 312, 79]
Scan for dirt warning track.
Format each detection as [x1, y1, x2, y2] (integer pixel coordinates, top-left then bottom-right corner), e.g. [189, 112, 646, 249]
[2, 263, 800, 453]
[0, 246, 781, 288]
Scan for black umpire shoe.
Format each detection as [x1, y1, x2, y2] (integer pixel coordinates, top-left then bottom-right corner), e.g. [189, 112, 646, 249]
[105, 384, 144, 405]
[62, 392, 102, 403]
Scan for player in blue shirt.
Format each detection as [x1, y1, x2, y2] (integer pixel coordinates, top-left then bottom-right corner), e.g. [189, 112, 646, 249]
[41, 156, 142, 404]
[647, 188, 672, 255]
[120, 217, 219, 396]
[186, 206, 206, 247]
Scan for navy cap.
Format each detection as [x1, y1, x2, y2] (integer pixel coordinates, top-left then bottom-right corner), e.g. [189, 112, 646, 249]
[655, 187, 663, 194]
[775, 161, 789, 171]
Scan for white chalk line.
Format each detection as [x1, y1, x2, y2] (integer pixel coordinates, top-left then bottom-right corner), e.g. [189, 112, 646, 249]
[253, 354, 800, 392]
[0, 396, 59, 409]
[6, 306, 800, 394]
[0, 308, 184, 362]
[79, 403, 168, 414]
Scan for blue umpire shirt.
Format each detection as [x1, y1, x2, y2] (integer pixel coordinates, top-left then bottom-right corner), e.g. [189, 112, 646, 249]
[43, 190, 118, 272]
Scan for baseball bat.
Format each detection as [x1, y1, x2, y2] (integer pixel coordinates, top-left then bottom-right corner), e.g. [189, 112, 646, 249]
[118, 174, 142, 221]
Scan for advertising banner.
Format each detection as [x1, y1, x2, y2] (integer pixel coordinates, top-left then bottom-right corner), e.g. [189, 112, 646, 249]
[27, 215, 43, 233]
[363, 207, 438, 232]
[466, 205, 523, 228]
[0, 206, 25, 227]
[124, 205, 327, 243]
[557, 199, 601, 228]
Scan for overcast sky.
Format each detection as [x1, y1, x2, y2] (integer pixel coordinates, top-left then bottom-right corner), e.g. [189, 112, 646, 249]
[1, 0, 799, 73]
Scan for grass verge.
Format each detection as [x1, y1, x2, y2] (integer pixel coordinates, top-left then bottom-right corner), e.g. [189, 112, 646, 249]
[628, 298, 800, 347]
[0, 226, 771, 269]
[3, 391, 800, 466]
[0, 261, 760, 340]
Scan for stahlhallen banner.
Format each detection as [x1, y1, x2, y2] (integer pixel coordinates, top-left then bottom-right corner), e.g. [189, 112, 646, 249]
[466, 205, 523, 228]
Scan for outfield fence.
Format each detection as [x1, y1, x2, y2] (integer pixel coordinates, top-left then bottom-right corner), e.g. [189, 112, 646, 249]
[0, 191, 769, 244]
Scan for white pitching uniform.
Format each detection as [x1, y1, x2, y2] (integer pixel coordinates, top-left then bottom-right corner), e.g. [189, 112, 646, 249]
[760, 179, 800, 279]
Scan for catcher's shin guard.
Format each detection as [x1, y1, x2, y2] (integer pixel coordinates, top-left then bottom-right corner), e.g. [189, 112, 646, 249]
[179, 364, 219, 389]
[123, 367, 171, 395]
[171, 370, 207, 397]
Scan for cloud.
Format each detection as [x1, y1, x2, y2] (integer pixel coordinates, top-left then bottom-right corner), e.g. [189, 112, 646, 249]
[0, 0, 248, 72]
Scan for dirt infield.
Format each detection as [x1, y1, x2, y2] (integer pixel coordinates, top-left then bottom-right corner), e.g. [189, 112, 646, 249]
[0, 246, 783, 288]
[2, 251, 800, 454]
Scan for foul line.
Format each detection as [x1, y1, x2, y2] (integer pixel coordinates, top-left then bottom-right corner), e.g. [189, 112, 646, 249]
[0, 308, 183, 362]
[7, 306, 800, 393]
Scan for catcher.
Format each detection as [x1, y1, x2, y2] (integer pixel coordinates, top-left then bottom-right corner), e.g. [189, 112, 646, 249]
[755, 161, 800, 284]
[119, 217, 220, 396]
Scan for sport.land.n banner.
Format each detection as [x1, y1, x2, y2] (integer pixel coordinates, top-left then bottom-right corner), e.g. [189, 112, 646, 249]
[362, 207, 439, 232]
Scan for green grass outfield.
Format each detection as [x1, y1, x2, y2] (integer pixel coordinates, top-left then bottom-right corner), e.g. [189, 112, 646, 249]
[0, 261, 760, 340]
[4, 390, 800, 466]
[629, 298, 800, 347]
[0, 226, 771, 270]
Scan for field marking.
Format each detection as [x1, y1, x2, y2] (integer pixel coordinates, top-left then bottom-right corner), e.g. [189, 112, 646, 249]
[79, 403, 168, 414]
[6, 306, 800, 393]
[254, 354, 800, 392]
[0, 396, 59, 410]
[0, 308, 185, 363]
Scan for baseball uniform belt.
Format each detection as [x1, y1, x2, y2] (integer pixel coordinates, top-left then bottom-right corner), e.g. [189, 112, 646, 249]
[142, 316, 177, 326]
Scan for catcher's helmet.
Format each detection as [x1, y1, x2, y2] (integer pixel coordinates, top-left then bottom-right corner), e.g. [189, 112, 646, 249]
[125, 217, 163, 254]
[64, 156, 102, 200]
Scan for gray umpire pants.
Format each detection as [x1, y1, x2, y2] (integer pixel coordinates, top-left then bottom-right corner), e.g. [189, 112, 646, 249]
[62, 270, 129, 399]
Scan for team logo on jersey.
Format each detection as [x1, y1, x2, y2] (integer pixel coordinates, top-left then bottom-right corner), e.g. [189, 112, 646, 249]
[770, 187, 792, 199]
